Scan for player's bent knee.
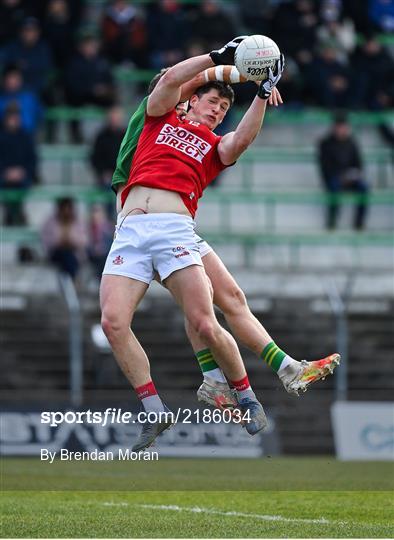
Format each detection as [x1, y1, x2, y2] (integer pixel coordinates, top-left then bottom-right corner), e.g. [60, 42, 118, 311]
[193, 317, 221, 346]
[101, 311, 130, 343]
[233, 287, 247, 308]
[216, 285, 248, 314]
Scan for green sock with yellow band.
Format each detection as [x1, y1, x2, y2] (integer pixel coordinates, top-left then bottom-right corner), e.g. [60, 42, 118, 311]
[196, 348, 227, 383]
[261, 341, 287, 373]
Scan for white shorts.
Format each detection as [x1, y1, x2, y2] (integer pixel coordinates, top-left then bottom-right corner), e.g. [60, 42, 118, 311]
[103, 213, 203, 284]
[194, 232, 213, 258]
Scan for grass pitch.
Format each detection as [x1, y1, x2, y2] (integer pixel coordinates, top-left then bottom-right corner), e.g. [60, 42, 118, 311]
[1, 457, 393, 538]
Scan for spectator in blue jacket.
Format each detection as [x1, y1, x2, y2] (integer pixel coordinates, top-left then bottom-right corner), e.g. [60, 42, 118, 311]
[0, 17, 53, 98]
[0, 64, 42, 134]
[369, 0, 394, 32]
[0, 103, 37, 225]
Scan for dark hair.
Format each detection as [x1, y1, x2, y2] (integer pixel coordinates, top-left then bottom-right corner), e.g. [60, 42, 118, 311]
[333, 111, 348, 125]
[21, 17, 40, 30]
[56, 197, 74, 210]
[193, 81, 234, 107]
[2, 63, 21, 78]
[148, 67, 170, 94]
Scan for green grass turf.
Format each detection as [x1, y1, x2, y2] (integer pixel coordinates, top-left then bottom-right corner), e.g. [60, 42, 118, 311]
[2, 456, 393, 490]
[1, 458, 393, 538]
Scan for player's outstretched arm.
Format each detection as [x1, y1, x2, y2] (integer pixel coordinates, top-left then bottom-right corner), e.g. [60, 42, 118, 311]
[147, 55, 214, 117]
[180, 65, 247, 102]
[218, 55, 285, 165]
[147, 37, 245, 117]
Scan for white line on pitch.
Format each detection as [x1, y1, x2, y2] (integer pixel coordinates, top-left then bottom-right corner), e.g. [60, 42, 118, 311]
[134, 503, 330, 525]
[101, 502, 388, 530]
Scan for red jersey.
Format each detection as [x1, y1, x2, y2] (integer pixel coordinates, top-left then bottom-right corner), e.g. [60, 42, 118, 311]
[121, 109, 228, 217]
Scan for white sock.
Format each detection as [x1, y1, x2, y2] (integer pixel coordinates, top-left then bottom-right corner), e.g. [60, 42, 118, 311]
[277, 355, 297, 373]
[141, 394, 165, 412]
[204, 367, 227, 383]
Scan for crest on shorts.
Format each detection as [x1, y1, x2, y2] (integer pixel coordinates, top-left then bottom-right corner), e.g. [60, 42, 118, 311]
[172, 246, 190, 259]
[112, 255, 124, 265]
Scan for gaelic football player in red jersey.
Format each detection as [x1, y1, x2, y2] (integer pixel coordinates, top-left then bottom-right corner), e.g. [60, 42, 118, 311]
[100, 38, 312, 452]
[105, 61, 340, 442]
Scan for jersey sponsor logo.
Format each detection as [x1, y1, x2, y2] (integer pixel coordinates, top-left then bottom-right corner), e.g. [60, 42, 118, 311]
[112, 255, 124, 265]
[155, 124, 212, 163]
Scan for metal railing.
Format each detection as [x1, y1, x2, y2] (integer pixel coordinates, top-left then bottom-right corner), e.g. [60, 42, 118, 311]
[58, 273, 83, 406]
[325, 273, 356, 401]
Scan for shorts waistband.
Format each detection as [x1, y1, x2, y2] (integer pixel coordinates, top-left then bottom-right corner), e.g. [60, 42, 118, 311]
[117, 212, 194, 226]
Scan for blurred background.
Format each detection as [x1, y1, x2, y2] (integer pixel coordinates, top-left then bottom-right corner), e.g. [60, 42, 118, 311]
[0, 0, 393, 460]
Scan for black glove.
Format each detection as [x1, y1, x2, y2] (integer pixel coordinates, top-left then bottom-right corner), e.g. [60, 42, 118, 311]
[209, 36, 247, 66]
[257, 54, 285, 100]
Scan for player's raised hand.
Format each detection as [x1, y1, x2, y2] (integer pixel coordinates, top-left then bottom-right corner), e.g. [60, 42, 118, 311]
[268, 87, 283, 107]
[209, 36, 248, 66]
[254, 84, 283, 106]
[257, 53, 285, 100]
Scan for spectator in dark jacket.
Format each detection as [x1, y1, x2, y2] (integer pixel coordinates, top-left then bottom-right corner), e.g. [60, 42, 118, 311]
[25, 0, 83, 28]
[42, 0, 76, 142]
[0, 0, 29, 47]
[0, 17, 53, 97]
[271, 0, 318, 61]
[146, 0, 188, 68]
[0, 103, 36, 225]
[351, 35, 394, 110]
[190, 0, 237, 51]
[305, 43, 352, 108]
[65, 31, 116, 142]
[0, 64, 42, 134]
[318, 113, 369, 230]
[238, 0, 274, 36]
[43, 0, 75, 70]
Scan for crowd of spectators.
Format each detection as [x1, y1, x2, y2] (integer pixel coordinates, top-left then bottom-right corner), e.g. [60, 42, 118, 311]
[0, 0, 392, 125]
[0, 0, 393, 276]
[0, 0, 392, 138]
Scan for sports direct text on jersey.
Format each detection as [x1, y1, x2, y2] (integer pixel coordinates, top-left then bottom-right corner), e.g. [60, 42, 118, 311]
[155, 123, 212, 163]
